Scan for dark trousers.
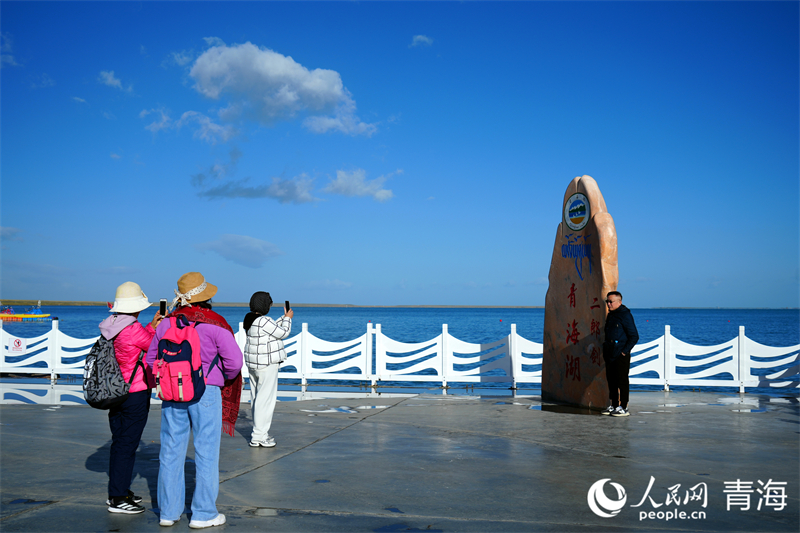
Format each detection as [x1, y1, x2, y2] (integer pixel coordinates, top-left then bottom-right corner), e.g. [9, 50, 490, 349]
[606, 356, 631, 408]
[108, 389, 150, 498]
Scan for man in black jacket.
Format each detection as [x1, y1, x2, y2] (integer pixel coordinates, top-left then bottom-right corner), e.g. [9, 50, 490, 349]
[601, 291, 639, 417]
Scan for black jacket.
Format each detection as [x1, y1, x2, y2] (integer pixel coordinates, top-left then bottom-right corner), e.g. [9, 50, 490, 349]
[603, 304, 639, 362]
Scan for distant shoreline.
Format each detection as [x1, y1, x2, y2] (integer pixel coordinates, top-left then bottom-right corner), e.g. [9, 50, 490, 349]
[1, 300, 543, 309]
[1, 300, 797, 310]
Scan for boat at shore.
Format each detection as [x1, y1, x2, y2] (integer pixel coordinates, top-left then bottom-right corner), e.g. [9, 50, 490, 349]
[0, 301, 52, 323]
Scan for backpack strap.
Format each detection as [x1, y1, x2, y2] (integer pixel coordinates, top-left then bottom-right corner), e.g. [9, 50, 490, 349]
[189, 322, 223, 378]
[127, 350, 146, 386]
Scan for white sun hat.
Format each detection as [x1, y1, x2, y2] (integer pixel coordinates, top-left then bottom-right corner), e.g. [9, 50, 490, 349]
[109, 282, 152, 314]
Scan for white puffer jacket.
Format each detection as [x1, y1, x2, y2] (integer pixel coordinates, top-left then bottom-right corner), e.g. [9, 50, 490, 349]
[244, 315, 292, 369]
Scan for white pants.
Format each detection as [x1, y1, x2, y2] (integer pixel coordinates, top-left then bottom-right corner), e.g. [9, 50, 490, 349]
[248, 364, 280, 441]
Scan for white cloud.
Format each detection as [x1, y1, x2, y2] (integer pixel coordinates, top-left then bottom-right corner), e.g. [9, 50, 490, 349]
[1, 33, 19, 67]
[303, 96, 377, 136]
[98, 70, 132, 92]
[110, 153, 121, 159]
[140, 108, 172, 132]
[189, 41, 375, 135]
[164, 50, 194, 67]
[203, 37, 226, 48]
[103, 111, 116, 120]
[177, 111, 236, 144]
[195, 234, 284, 268]
[323, 168, 398, 202]
[31, 73, 55, 89]
[72, 96, 87, 103]
[305, 279, 353, 290]
[1, 227, 23, 242]
[410, 35, 434, 48]
[198, 173, 319, 204]
[191, 147, 242, 187]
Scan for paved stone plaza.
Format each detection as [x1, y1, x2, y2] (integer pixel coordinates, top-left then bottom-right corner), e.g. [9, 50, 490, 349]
[1, 390, 798, 532]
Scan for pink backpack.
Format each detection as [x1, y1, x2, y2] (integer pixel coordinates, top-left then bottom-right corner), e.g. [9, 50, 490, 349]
[154, 316, 218, 402]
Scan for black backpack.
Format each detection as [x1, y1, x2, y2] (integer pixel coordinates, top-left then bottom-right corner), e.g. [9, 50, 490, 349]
[83, 334, 144, 410]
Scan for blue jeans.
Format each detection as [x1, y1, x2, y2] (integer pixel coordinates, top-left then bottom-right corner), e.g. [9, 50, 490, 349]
[157, 385, 221, 522]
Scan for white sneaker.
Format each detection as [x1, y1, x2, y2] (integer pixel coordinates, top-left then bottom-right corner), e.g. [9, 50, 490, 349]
[600, 406, 615, 416]
[611, 406, 630, 417]
[189, 513, 226, 529]
[249, 436, 276, 448]
[160, 518, 179, 527]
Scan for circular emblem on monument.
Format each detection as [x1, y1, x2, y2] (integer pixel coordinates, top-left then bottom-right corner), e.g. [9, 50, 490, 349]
[564, 193, 590, 231]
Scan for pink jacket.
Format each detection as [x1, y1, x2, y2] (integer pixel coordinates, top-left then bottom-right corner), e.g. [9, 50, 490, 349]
[99, 314, 155, 393]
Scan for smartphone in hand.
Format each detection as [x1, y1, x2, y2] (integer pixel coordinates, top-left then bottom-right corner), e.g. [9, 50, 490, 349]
[285, 300, 291, 312]
[159, 299, 167, 316]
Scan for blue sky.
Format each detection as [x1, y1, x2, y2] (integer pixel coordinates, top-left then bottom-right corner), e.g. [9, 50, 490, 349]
[1, 1, 798, 308]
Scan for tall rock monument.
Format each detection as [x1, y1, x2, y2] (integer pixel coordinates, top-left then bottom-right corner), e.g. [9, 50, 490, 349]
[542, 176, 618, 408]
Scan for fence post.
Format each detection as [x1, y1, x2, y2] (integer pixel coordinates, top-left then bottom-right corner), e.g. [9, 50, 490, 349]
[374, 324, 382, 386]
[0, 319, 4, 374]
[50, 319, 60, 384]
[441, 324, 448, 394]
[301, 323, 309, 393]
[237, 322, 246, 352]
[663, 325, 671, 392]
[510, 324, 518, 390]
[738, 326, 747, 394]
[366, 322, 374, 387]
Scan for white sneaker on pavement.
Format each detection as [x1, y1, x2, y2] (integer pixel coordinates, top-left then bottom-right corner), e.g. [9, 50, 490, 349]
[189, 513, 226, 529]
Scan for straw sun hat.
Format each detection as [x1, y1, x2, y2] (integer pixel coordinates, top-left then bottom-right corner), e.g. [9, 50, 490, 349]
[109, 282, 152, 314]
[171, 272, 218, 309]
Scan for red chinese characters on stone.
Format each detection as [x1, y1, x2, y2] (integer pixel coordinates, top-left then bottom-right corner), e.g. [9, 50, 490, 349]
[565, 320, 581, 345]
[590, 346, 601, 366]
[590, 319, 601, 339]
[568, 283, 577, 308]
[591, 297, 601, 310]
[565, 354, 581, 381]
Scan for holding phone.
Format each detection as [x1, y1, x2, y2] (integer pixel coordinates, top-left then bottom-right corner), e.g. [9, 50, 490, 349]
[159, 299, 167, 316]
[285, 300, 291, 312]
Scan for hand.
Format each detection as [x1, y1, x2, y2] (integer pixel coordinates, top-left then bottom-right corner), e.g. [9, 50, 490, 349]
[285, 309, 294, 319]
[151, 311, 164, 328]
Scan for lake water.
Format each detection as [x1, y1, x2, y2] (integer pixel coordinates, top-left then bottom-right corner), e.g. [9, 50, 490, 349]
[1, 306, 798, 397]
[2, 306, 798, 348]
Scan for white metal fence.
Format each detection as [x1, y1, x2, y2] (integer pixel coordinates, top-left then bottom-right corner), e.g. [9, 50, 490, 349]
[1, 319, 798, 405]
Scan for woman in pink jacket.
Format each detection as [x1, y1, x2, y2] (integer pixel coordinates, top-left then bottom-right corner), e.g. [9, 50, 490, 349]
[98, 282, 163, 514]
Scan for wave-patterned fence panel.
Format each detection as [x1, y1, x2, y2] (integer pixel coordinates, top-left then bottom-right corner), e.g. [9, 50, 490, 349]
[374, 324, 443, 383]
[668, 336, 738, 388]
[744, 335, 800, 389]
[511, 324, 543, 384]
[444, 326, 513, 385]
[2, 320, 799, 394]
[300, 323, 371, 383]
[629, 336, 665, 386]
[0, 329, 51, 375]
[55, 330, 96, 377]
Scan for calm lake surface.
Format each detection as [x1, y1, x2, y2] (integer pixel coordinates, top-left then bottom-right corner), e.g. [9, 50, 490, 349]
[3, 306, 798, 347]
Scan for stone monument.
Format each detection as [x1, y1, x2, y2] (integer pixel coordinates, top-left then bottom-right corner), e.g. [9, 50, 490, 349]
[542, 175, 618, 408]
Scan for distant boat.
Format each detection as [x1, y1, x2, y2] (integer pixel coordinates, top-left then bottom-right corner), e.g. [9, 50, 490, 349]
[0, 302, 52, 323]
